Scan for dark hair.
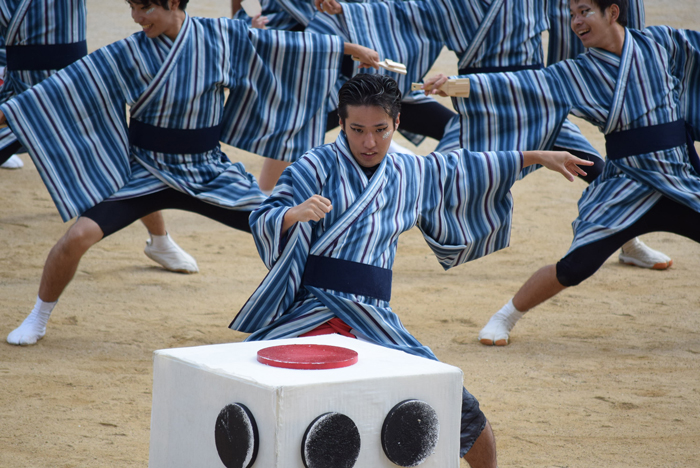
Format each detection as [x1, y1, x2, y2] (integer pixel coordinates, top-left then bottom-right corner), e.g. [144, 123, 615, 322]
[127, 0, 190, 11]
[338, 74, 402, 124]
[574, 0, 628, 26]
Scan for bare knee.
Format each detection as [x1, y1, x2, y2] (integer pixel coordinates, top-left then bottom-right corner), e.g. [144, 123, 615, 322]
[463, 420, 497, 468]
[54, 218, 104, 257]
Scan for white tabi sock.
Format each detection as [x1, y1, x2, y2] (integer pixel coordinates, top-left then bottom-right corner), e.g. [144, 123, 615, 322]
[144, 232, 199, 273]
[148, 232, 170, 250]
[619, 237, 672, 270]
[7, 296, 57, 345]
[478, 299, 525, 346]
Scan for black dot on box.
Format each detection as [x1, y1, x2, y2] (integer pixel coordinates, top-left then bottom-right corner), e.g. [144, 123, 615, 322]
[214, 403, 259, 468]
[381, 399, 440, 467]
[301, 412, 361, 468]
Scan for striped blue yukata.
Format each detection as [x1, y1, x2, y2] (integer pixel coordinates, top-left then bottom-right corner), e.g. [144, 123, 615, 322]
[546, 0, 645, 64]
[454, 26, 700, 253]
[543, 0, 645, 165]
[231, 131, 522, 456]
[247, 0, 452, 147]
[230, 131, 523, 359]
[1, 14, 343, 222]
[0, 0, 87, 157]
[307, 0, 601, 161]
[232, 0, 302, 32]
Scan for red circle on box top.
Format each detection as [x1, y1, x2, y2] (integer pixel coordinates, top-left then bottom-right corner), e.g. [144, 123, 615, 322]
[257, 344, 359, 370]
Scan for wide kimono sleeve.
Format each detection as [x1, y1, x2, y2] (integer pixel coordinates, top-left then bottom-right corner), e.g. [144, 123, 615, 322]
[306, 0, 445, 97]
[452, 63, 580, 153]
[233, 149, 331, 333]
[249, 150, 330, 269]
[417, 149, 523, 270]
[0, 41, 146, 221]
[643, 26, 700, 141]
[221, 24, 344, 162]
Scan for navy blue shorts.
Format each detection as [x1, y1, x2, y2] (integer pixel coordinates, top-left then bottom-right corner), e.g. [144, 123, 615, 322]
[460, 386, 487, 457]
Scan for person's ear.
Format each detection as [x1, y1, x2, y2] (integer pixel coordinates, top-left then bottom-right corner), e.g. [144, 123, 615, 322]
[607, 4, 620, 24]
[394, 113, 400, 130]
[339, 117, 344, 130]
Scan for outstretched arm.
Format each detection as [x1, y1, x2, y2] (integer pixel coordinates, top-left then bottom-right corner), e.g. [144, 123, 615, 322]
[522, 150, 593, 182]
[282, 194, 333, 233]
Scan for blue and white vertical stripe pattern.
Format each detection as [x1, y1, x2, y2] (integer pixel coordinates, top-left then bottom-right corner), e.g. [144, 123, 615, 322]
[223, 25, 343, 162]
[233, 0, 302, 31]
[644, 26, 700, 142]
[230, 132, 523, 359]
[438, 0, 548, 69]
[0, 0, 86, 100]
[454, 27, 700, 252]
[308, 0, 446, 110]
[310, 0, 597, 158]
[0, 16, 343, 221]
[546, 0, 645, 64]
[0, 0, 86, 155]
[313, 0, 547, 69]
[271, 0, 318, 28]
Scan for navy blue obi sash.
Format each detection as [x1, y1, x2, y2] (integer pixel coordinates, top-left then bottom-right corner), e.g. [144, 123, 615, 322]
[459, 63, 544, 75]
[605, 119, 700, 174]
[129, 119, 222, 154]
[6, 41, 87, 71]
[302, 255, 392, 302]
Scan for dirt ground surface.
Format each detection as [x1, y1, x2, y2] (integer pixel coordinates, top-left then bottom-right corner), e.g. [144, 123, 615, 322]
[1, 1, 699, 467]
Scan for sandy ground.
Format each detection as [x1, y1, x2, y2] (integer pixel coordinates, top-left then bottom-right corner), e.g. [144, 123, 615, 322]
[1, 1, 699, 467]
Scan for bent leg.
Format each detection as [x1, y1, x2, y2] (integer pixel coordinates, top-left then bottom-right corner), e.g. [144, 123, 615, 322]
[463, 421, 497, 468]
[8, 217, 104, 345]
[480, 196, 700, 346]
[479, 265, 565, 346]
[460, 388, 496, 468]
[39, 217, 104, 302]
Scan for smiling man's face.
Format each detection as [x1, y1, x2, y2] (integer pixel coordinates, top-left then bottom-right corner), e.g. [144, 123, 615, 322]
[129, 0, 182, 40]
[570, 0, 616, 50]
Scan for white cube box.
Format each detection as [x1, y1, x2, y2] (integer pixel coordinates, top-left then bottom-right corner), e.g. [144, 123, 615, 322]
[149, 335, 463, 468]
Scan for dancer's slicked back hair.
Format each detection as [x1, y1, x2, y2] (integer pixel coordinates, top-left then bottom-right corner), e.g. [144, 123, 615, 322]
[338, 74, 402, 124]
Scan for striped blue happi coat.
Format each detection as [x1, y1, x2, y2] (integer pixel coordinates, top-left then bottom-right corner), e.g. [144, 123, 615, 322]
[546, 0, 645, 64]
[230, 132, 523, 359]
[0, 0, 86, 154]
[455, 27, 700, 252]
[1, 15, 343, 221]
[307, 0, 600, 159]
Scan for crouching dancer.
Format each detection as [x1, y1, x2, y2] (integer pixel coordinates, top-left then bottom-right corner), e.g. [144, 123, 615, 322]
[2, 0, 377, 345]
[462, 0, 700, 345]
[230, 74, 593, 467]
